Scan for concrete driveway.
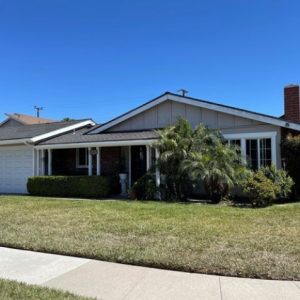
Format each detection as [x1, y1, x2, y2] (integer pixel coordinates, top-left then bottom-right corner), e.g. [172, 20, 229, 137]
[0, 247, 299, 300]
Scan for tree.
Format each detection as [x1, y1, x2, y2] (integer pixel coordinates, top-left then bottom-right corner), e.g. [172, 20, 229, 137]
[185, 134, 247, 202]
[154, 118, 194, 200]
[154, 119, 247, 202]
[62, 117, 75, 122]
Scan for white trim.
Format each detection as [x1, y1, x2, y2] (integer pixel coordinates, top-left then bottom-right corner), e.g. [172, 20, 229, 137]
[41, 149, 45, 175]
[35, 139, 157, 150]
[0, 120, 95, 145]
[32, 148, 36, 176]
[155, 148, 160, 187]
[89, 93, 300, 134]
[88, 147, 92, 176]
[0, 138, 29, 145]
[30, 120, 95, 143]
[146, 145, 151, 171]
[223, 131, 277, 140]
[36, 149, 40, 176]
[96, 147, 101, 175]
[224, 131, 277, 168]
[48, 149, 52, 175]
[76, 148, 89, 168]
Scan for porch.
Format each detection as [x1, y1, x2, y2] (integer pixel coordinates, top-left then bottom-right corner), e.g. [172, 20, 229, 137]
[33, 143, 160, 194]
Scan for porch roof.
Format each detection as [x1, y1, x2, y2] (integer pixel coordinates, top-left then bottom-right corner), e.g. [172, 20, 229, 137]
[0, 119, 91, 141]
[37, 128, 159, 146]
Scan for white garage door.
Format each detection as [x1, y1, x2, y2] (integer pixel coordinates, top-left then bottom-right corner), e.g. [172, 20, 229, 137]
[0, 146, 33, 194]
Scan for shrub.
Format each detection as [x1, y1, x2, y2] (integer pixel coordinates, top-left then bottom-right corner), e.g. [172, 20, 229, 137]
[260, 166, 294, 200]
[130, 173, 157, 200]
[241, 170, 280, 207]
[281, 134, 300, 197]
[27, 176, 110, 198]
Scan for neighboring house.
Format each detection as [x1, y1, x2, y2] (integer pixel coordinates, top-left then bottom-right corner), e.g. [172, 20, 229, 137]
[0, 113, 55, 127]
[1, 84, 300, 194]
[0, 119, 95, 193]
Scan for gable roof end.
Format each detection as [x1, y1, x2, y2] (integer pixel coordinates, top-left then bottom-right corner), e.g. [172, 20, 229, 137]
[87, 92, 300, 134]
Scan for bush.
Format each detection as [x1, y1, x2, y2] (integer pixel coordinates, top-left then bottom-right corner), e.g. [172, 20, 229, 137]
[27, 176, 110, 198]
[260, 166, 294, 200]
[130, 173, 157, 200]
[281, 134, 300, 197]
[241, 170, 280, 207]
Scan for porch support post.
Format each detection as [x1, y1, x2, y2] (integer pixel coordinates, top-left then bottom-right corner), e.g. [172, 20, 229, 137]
[48, 149, 52, 175]
[146, 145, 151, 171]
[36, 150, 40, 176]
[41, 149, 45, 176]
[32, 148, 36, 176]
[155, 148, 160, 188]
[96, 147, 101, 175]
[88, 147, 92, 176]
[128, 146, 132, 187]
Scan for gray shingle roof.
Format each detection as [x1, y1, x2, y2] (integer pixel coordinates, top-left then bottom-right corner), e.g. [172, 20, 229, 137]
[38, 128, 158, 145]
[0, 120, 88, 141]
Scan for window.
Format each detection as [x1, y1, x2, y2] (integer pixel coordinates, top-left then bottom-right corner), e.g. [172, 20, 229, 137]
[224, 132, 276, 170]
[246, 139, 258, 170]
[228, 139, 241, 154]
[246, 138, 272, 170]
[260, 138, 272, 167]
[76, 148, 88, 168]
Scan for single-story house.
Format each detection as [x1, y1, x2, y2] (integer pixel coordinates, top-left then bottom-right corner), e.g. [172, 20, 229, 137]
[1, 84, 300, 194]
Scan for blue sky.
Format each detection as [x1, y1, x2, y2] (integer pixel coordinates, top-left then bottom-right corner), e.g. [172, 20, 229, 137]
[0, 0, 300, 123]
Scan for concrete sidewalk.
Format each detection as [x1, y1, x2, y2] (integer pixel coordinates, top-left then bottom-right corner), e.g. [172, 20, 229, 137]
[0, 247, 299, 300]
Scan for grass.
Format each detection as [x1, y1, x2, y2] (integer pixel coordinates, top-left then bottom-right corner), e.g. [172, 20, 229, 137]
[0, 196, 299, 280]
[0, 279, 92, 300]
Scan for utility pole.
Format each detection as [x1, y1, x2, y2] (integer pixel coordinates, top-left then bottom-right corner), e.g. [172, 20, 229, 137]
[177, 89, 189, 97]
[34, 106, 43, 118]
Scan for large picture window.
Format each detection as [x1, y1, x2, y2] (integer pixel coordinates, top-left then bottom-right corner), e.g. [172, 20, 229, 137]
[225, 132, 276, 170]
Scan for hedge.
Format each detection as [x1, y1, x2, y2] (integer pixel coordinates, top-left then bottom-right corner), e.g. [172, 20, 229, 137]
[27, 176, 110, 198]
[281, 134, 300, 197]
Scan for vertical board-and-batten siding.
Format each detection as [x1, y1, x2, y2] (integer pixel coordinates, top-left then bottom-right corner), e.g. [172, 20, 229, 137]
[107, 100, 261, 132]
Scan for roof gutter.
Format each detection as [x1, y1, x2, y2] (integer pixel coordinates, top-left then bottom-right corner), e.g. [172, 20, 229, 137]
[34, 139, 157, 150]
[0, 138, 30, 145]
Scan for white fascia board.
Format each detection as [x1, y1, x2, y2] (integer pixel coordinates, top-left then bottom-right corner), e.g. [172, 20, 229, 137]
[34, 139, 157, 150]
[90, 94, 169, 133]
[91, 93, 300, 133]
[30, 120, 95, 143]
[0, 138, 30, 145]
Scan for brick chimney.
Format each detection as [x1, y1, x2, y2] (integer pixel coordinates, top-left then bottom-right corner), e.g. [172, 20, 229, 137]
[284, 84, 300, 123]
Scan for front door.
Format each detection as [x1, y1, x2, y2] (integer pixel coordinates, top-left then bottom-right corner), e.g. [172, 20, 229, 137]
[131, 146, 147, 184]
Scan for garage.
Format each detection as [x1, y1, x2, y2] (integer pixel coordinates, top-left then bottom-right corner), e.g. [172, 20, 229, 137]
[0, 145, 33, 194]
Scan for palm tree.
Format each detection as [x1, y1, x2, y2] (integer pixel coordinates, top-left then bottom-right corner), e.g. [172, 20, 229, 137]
[154, 118, 247, 202]
[154, 118, 194, 200]
[186, 139, 247, 203]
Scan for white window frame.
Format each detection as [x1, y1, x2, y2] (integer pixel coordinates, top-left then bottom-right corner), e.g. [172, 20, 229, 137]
[224, 131, 277, 168]
[76, 148, 89, 168]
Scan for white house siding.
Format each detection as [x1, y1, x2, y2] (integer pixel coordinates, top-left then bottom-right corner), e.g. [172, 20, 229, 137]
[0, 145, 33, 194]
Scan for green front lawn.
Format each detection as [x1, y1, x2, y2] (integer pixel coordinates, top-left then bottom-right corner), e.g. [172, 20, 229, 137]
[0, 196, 299, 280]
[0, 279, 92, 300]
